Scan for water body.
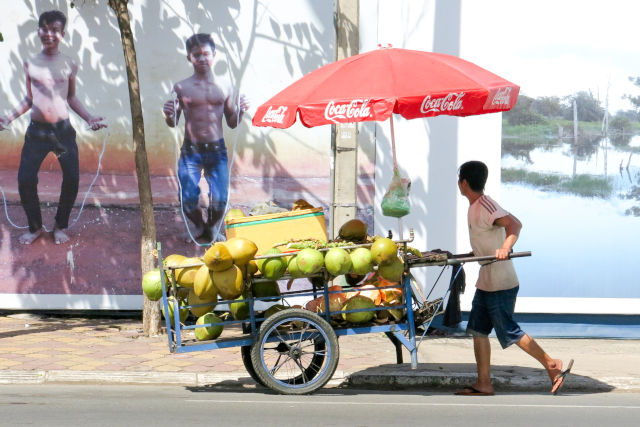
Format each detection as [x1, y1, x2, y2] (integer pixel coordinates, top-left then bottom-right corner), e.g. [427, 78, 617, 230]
[501, 137, 640, 298]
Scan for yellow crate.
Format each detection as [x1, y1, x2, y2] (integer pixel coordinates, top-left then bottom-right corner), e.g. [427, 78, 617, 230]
[224, 207, 327, 254]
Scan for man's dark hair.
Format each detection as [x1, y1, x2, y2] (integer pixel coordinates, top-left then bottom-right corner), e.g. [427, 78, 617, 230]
[39, 10, 67, 30]
[185, 33, 215, 53]
[458, 161, 488, 192]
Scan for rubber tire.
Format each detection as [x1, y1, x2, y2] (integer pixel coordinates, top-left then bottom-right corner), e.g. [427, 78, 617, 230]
[241, 345, 265, 387]
[250, 308, 339, 395]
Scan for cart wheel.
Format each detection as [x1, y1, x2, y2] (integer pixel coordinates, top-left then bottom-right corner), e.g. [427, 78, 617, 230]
[241, 345, 265, 387]
[251, 308, 339, 395]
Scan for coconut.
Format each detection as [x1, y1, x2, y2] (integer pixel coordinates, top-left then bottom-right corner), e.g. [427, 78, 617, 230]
[252, 280, 281, 301]
[377, 256, 404, 282]
[338, 219, 367, 241]
[213, 264, 244, 300]
[175, 257, 202, 288]
[295, 248, 324, 275]
[304, 296, 323, 313]
[317, 285, 348, 314]
[354, 284, 383, 305]
[162, 296, 189, 324]
[141, 269, 163, 301]
[193, 264, 218, 298]
[264, 304, 288, 318]
[257, 247, 287, 280]
[187, 289, 217, 317]
[229, 295, 250, 320]
[370, 238, 398, 265]
[287, 255, 305, 278]
[163, 253, 186, 283]
[195, 312, 224, 341]
[341, 295, 376, 323]
[203, 242, 234, 272]
[223, 237, 258, 266]
[349, 247, 374, 275]
[324, 247, 352, 276]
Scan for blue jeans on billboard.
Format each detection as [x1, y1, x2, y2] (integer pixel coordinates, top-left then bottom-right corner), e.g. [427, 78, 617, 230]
[18, 119, 79, 233]
[178, 138, 229, 231]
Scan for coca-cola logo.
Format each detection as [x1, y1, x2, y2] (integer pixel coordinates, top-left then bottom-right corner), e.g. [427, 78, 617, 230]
[491, 87, 512, 106]
[261, 106, 288, 124]
[324, 99, 372, 122]
[420, 92, 465, 114]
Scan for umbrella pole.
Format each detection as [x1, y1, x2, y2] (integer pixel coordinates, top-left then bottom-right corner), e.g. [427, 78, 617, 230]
[389, 115, 403, 240]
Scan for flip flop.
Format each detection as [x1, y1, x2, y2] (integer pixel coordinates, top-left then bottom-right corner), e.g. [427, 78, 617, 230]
[454, 386, 495, 396]
[551, 359, 574, 395]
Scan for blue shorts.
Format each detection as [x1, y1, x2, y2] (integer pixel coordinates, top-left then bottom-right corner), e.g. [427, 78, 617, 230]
[466, 286, 525, 349]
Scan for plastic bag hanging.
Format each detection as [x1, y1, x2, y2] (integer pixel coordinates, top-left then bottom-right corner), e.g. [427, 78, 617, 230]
[381, 167, 411, 218]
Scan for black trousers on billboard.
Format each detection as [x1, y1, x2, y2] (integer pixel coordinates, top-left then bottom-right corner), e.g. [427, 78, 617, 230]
[18, 119, 79, 232]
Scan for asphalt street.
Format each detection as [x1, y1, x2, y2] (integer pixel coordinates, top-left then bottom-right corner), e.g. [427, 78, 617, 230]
[2, 385, 639, 426]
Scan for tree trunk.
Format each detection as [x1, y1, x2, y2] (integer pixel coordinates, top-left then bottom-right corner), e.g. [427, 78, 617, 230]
[108, 0, 160, 336]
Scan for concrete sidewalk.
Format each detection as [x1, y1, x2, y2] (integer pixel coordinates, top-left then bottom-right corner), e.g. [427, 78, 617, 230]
[1, 312, 638, 393]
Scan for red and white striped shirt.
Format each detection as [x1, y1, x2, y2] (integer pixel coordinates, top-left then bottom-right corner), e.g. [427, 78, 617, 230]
[468, 195, 519, 292]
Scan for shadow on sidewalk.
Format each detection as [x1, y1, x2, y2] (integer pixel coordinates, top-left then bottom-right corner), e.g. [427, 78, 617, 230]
[346, 363, 615, 394]
[0, 313, 141, 340]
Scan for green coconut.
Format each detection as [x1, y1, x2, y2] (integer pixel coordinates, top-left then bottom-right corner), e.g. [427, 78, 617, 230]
[264, 304, 288, 318]
[194, 312, 224, 341]
[341, 295, 376, 323]
[141, 269, 164, 301]
[324, 247, 353, 276]
[377, 256, 404, 282]
[349, 247, 374, 275]
[162, 296, 189, 324]
[370, 237, 398, 265]
[257, 247, 287, 280]
[287, 255, 306, 278]
[252, 280, 281, 301]
[229, 295, 250, 320]
[295, 248, 324, 275]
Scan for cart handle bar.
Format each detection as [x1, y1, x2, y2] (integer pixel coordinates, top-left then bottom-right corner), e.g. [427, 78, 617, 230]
[446, 251, 531, 265]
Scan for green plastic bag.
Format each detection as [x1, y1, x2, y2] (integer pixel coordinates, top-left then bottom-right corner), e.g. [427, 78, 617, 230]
[381, 168, 411, 218]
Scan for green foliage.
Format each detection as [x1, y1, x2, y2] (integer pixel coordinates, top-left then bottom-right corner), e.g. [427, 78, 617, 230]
[0, 32, 4, 42]
[531, 96, 563, 118]
[502, 168, 612, 198]
[561, 91, 604, 122]
[505, 94, 546, 125]
[625, 76, 640, 111]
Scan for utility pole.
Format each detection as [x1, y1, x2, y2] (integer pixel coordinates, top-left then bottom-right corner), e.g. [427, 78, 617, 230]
[330, 0, 359, 238]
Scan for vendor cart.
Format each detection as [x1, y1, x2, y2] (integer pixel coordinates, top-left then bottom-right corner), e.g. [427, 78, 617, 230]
[158, 236, 530, 395]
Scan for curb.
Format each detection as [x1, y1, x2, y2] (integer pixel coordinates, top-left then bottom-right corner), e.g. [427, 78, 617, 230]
[347, 369, 637, 393]
[0, 369, 636, 392]
[0, 370, 348, 388]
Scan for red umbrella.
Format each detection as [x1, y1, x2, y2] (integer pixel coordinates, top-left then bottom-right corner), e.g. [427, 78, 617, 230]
[252, 47, 519, 129]
[252, 47, 519, 231]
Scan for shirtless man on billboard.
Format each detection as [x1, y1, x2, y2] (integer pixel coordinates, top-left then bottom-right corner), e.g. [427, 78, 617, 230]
[0, 10, 106, 245]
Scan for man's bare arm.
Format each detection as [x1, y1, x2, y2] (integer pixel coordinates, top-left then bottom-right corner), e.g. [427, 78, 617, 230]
[0, 62, 33, 130]
[67, 62, 105, 130]
[224, 93, 248, 129]
[493, 214, 522, 260]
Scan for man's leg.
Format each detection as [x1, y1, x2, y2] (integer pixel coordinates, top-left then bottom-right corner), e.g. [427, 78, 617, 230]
[456, 289, 494, 395]
[52, 125, 79, 244]
[516, 334, 563, 383]
[17, 130, 49, 244]
[177, 151, 207, 240]
[203, 144, 229, 242]
[473, 335, 494, 392]
[490, 286, 567, 392]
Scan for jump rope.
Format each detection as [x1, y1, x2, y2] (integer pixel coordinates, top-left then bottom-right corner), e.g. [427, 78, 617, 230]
[0, 124, 109, 234]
